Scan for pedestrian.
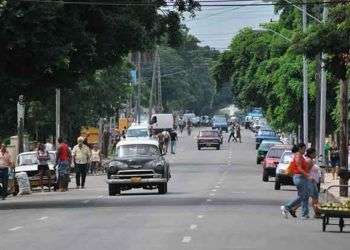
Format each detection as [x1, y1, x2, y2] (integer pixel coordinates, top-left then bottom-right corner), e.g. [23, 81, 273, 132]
[289, 148, 321, 218]
[329, 142, 340, 180]
[170, 129, 178, 154]
[90, 145, 102, 175]
[235, 124, 241, 143]
[281, 143, 311, 219]
[157, 132, 165, 155]
[56, 137, 72, 192]
[0, 143, 13, 200]
[228, 124, 237, 142]
[45, 138, 54, 151]
[72, 137, 91, 189]
[324, 140, 330, 167]
[163, 130, 170, 154]
[37, 143, 51, 192]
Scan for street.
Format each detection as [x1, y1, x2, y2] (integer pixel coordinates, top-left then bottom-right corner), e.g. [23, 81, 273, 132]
[0, 129, 349, 250]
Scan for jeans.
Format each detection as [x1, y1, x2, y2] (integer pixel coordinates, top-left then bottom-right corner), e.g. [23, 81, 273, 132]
[0, 168, 9, 198]
[171, 140, 176, 154]
[75, 164, 87, 187]
[285, 175, 310, 217]
[228, 132, 237, 142]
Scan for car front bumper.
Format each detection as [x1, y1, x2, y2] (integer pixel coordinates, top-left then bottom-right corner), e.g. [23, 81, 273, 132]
[264, 167, 276, 177]
[106, 178, 167, 184]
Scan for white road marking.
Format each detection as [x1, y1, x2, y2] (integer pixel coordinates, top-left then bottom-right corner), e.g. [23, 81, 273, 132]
[209, 193, 215, 196]
[38, 216, 48, 221]
[190, 224, 198, 230]
[182, 236, 192, 243]
[206, 199, 212, 202]
[97, 195, 104, 199]
[197, 215, 204, 219]
[211, 189, 217, 192]
[9, 226, 23, 231]
[215, 186, 221, 188]
[82, 200, 90, 204]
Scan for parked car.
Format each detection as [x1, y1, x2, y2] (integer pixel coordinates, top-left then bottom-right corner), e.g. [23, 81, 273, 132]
[256, 140, 282, 164]
[212, 115, 228, 132]
[15, 151, 57, 191]
[106, 139, 170, 195]
[275, 150, 293, 190]
[255, 130, 280, 149]
[190, 116, 201, 127]
[197, 130, 222, 150]
[262, 145, 291, 182]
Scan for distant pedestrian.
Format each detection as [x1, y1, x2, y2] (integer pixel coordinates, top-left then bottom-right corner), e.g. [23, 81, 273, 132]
[329, 142, 339, 180]
[55, 137, 72, 192]
[157, 132, 165, 155]
[45, 139, 54, 151]
[281, 143, 311, 219]
[324, 140, 330, 167]
[0, 143, 13, 200]
[228, 124, 237, 142]
[163, 131, 170, 154]
[235, 125, 241, 143]
[170, 129, 178, 154]
[37, 143, 51, 192]
[72, 137, 91, 189]
[90, 145, 102, 175]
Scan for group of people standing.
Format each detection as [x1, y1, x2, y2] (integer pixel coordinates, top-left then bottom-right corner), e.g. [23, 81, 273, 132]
[156, 129, 178, 155]
[228, 123, 241, 143]
[281, 143, 322, 219]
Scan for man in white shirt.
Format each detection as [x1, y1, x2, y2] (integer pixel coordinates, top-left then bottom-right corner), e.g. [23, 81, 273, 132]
[45, 139, 54, 151]
[72, 137, 91, 189]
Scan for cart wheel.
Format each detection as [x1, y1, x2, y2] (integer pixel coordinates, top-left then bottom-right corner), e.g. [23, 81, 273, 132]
[339, 217, 344, 232]
[322, 216, 327, 232]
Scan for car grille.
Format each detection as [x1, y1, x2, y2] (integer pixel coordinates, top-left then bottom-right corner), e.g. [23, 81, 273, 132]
[116, 169, 156, 179]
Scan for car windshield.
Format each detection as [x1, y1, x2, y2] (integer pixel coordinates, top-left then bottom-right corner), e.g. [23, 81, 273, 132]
[126, 128, 149, 137]
[259, 142, 281, 151]
[281, 152, 293, 164]
[18, 152, 55, 166]
[200, 131, 218, 137]
[213, 117, 226, 123]
[117, 144, 160, 157]
[258, 130, 276, 136]
[267, 148, 287, 158]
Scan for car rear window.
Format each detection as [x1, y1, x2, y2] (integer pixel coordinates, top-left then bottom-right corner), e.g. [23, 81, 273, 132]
[267, 148, 286, 158]
[259, 142, 282, 151]
[281, 152, 293, 164]
[200, 131, 218, 137]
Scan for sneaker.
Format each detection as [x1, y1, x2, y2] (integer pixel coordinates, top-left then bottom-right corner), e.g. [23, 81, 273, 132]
[289, 210, 297, 218]
[280, 206, 288, 219]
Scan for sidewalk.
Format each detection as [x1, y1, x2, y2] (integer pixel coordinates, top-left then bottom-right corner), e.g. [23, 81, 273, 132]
[322, 172, 349, 203]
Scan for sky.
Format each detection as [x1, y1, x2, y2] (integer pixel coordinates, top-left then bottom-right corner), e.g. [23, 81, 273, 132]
[182, 1, 278, 50]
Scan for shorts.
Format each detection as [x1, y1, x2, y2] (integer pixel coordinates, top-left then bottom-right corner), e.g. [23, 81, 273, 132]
[38, 165, 49, 172]
[308, 181, 319, 199]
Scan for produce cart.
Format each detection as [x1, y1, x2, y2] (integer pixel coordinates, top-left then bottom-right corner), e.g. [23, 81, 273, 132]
[320, 185, 350, 232]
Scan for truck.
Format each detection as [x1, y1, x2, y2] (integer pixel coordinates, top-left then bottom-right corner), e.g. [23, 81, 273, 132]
[149, 113, 174, 133]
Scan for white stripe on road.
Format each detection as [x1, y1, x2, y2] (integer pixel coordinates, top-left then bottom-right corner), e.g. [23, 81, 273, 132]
[206, 199, 212, 202]
[9, 226, 23, 231]
[215, 186, 221, 188]
[38, 216, 48, 221]
[82, 200, 90, 204]
[190, 224, 198, 230]
[209, 193, 215, 196]
[197, 215, 204, 219]
[97, 195, 104, 199]
[182, 236, 192, 243]
[211, 189, 217, 192]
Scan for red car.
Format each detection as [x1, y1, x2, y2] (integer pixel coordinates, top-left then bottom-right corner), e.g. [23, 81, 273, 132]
[197, 130, 222, 150]
[262, 145, 291, 182]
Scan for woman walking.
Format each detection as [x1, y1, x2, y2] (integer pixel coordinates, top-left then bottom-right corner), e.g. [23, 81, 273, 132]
[281, 143, 311, 219]
[37, 143, 51, 192]
[90, 145, 102, 174]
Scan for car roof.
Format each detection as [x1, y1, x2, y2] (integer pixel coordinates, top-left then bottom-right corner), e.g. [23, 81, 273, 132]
[269, 144, 292, 149]
[117, 138, 159, 147]
[261, 140, 281, 144]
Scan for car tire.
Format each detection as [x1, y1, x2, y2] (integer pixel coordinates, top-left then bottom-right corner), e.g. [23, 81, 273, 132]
[198, 146, 201, 150]
[216, 145, 220, 150]
[262, 169, 269, 182]
[274, 179, 281, 190]
[158, 183, 168, 194]
[108, 184, 120, 196]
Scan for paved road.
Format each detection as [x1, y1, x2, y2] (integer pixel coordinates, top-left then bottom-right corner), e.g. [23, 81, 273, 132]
[0, 129, 349, 250]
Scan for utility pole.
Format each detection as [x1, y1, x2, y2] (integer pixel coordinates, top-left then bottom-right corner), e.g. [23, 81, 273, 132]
[17, 95, 25, 153]
[302, 0, 308, 145]
[136, 51, 142, 124]
[156, 50, 163, 112]
[149, 48, 158, 118]
[339, 78, 348, 197]
[319, 1, 328, 165]
[55, 88, 60, 147]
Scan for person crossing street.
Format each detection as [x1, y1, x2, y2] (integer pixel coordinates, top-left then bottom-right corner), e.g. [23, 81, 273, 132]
[72, 137, 91, 189]
[170, 129, 178, 154]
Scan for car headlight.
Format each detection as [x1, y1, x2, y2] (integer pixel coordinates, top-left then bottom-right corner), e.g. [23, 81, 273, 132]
[277, 169, 286, 174]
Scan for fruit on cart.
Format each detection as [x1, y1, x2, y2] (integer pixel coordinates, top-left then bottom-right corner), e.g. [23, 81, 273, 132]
[320, 200, 350, 211]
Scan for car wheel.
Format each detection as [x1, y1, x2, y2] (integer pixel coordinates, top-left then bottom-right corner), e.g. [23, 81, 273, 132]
[262, 169, 269, 182]
[274, 179, 281, 190]
[109, 184, 120, 196]
[158, 183, 168, 194]
[198, 146, 201, 150]
[216, 145, 220, 150]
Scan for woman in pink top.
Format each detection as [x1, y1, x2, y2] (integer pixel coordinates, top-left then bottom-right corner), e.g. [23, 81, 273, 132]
[0, 144, 13, 200]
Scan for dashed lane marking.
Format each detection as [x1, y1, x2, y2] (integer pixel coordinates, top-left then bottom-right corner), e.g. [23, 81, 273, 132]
[38, 216, 48, 221]
[9, 226, 23, 231]
[209, 193, 215, 196]
[190, 224, 198, 230]
[206, 199, 212, 202]
[82, 200, 90, 204]
[211, 189, 217, 192]
[182, 236, 192, 243]
[215, 186, 221, 188]
[197, 215, 204, 219]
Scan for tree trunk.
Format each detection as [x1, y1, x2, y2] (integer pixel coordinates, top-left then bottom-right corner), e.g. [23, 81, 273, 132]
[315, 53, 321, 153]
[339, 78, 348, 197]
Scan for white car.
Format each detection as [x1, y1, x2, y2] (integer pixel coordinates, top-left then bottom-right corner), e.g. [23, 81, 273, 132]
[16, 151, 58, 190]
[275, 150, 293, 190]
[126, 124, 151, 139]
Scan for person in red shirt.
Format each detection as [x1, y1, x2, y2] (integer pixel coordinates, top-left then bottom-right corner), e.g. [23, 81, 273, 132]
[281, 143, 311, 219]
[55, 137, 72, 192]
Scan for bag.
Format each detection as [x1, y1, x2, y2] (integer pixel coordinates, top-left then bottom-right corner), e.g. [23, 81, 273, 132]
[16, 172, 31, 195]
[286, 163, 293, 176]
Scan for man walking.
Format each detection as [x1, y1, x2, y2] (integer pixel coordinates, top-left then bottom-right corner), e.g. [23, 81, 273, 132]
[228, 124, 237, 142]
[170, 129, 178, 154]
[56, 137, 71, 192]
[0, 143, 13, 200]
[72, 137, 91, 189]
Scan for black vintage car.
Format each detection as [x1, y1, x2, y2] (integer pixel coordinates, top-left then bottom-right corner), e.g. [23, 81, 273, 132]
[106, 139, 170, 195]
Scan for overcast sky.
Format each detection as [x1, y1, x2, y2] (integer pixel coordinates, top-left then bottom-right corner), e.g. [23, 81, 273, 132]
[182, 1, 278, 50]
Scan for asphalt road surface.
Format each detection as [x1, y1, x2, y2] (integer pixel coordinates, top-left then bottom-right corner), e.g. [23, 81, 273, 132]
[1, 128, 349, 250]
